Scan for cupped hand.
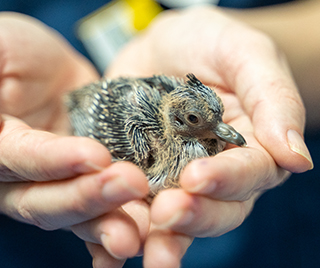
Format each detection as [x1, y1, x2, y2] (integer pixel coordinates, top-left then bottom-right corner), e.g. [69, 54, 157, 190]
[106, 6, 313, 268]
[0, 13, 150, 268]
[0, 12, 98, 133]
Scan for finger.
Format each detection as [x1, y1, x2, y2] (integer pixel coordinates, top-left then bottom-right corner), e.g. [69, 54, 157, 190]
[151, 189, 255, 238]
[180, 145, 289, 202]
[0, 115, 111, 182]
[143, 228, 193, 268]
[0, 162, 149, 230]
[86, 242, 126, 268]
[215, 27, 313, 172]
[121, 200, 151, 255]
[73, 208, 141, 260]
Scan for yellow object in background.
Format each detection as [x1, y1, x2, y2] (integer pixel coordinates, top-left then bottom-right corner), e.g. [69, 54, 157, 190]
[124, 0, 163, 31]
[77, 0, 163, 72]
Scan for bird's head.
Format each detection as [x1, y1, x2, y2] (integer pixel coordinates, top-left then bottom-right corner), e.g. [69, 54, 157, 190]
[162, 74, 246, 147]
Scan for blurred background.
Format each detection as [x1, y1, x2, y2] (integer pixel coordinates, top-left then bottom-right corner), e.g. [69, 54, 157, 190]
[0, 0, 319, 267]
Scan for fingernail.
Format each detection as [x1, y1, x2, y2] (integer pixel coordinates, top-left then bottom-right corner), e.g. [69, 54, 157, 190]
[155, 209, 194, 229]
[100, 234, 125, 260]
[102, 176, 145, 201]
[287, 129, 314, 170]
[73, 161, 104, 173]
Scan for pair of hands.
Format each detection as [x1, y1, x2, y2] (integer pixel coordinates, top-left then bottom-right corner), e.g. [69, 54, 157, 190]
[0, 7, 313, 268]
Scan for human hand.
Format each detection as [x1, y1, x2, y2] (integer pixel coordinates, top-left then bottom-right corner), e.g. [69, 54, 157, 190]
[0, 13, 150, 267]
[106, 6, 313, 267]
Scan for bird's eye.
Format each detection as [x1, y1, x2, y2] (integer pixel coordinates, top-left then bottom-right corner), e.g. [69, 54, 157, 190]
[186, 114, 199, 124]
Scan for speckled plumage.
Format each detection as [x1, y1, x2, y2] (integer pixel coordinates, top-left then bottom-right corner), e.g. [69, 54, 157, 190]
[65, 74, 246, 195]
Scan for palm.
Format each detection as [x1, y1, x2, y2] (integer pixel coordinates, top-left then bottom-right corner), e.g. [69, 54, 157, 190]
[0, 13, 98, 135]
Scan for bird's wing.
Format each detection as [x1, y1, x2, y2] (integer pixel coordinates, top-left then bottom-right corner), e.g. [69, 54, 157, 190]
[125, 80, 163, 162]
[65, 79, 135, 161]
[65, 81, 98, 137]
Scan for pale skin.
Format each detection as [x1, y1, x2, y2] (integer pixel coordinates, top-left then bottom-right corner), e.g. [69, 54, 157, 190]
[0, 13, 150, 266]
[226, 0, 320, 130]
[0, 6, 314, 268]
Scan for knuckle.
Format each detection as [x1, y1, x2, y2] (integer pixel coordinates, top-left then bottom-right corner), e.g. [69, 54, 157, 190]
[16, 191, 57, 230]
[235, 201, 250, 228]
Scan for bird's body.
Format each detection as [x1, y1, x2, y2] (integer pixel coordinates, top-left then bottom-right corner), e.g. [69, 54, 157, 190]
[66, 74, 246, 195]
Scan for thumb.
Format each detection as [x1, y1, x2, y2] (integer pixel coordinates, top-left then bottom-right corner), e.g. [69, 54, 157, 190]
[0, 115, 112, 182]
[250, 83, 312, 173]
[222, 34, 313, 173]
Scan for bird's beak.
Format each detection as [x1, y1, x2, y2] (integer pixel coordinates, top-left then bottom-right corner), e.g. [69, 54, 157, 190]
[213, 122, 247, 147]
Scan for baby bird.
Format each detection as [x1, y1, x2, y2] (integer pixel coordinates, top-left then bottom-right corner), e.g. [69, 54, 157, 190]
[66, 74, 246, 195]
